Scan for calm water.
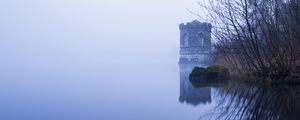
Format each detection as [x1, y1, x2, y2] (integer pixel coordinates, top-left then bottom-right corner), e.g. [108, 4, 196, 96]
[0, 61, 299, 120]
[0, 61, 216, 120]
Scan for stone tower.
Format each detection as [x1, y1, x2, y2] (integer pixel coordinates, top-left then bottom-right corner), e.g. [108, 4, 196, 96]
[179, 20, 212, 64]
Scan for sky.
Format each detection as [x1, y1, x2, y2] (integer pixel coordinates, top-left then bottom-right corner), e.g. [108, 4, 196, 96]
[0, 0, 208, 65]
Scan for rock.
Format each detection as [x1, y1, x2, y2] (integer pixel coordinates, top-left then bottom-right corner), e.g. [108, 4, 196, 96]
[190, 67, 207, 75]
[207, 65, 230, 80]
[189, 65, 230, 88]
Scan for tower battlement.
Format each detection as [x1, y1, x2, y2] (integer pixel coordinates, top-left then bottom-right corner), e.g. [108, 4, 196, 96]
[179, 20, 212, 30]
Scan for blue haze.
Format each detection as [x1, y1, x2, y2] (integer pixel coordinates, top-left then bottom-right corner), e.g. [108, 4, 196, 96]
[0, 0, 213, 120]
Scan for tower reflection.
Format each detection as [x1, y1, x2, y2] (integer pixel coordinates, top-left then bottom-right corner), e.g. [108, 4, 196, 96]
[179, 64, 211, 106]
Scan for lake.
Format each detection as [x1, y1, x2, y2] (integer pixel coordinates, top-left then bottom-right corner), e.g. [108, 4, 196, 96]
[0, 61, 299, 120]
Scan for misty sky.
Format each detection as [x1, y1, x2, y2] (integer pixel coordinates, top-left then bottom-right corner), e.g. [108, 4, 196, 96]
[0, 0, 207, 65]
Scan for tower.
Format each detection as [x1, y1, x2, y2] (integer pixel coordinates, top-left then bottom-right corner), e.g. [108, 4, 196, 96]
[179, 20, 212, 64]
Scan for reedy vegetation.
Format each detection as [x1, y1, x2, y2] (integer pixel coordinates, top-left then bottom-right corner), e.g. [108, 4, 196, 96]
[201, 0, 300, 81]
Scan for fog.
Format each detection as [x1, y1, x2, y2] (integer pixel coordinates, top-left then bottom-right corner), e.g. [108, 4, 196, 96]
[0, 0, 207, 65]
[0, 1, 213, 119]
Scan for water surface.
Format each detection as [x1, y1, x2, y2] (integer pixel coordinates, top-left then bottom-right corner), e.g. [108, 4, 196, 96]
[0, 61, 217, 120]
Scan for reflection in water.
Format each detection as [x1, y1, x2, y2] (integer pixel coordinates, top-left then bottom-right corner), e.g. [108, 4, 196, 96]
[211, 83, 300, 120]
[178, 63, 300, 119]
[179, 64, 211, 106]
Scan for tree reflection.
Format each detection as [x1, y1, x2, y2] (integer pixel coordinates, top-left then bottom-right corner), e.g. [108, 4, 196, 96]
[210, 82, 300, 120]
[179, 64, 299, 120]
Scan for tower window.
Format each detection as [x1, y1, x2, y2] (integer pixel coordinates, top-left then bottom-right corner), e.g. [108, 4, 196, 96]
[183, 34, 189, 47]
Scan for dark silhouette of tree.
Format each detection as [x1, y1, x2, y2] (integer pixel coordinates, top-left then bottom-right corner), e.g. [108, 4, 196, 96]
[202, 0, 300, 81]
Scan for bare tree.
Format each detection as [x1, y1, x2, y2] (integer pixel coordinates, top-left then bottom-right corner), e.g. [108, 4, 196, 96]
[202, 0, 300, 81]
